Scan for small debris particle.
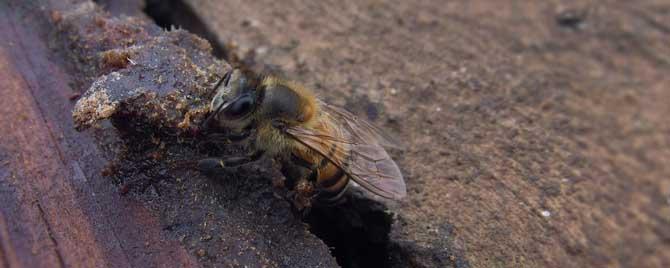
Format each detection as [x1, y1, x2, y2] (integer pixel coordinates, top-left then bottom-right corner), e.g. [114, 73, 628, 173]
[390, 88, 398, 95]
[201, 235, 212, 241]
[101, 50, 131, 69]
[556, 9, 586, 30]
[255, 46, 269, 55]
[196, 248, 207, 257]
[50, 10, 62, 24]
[101, 163, 119, 177]
[94, 15, 106, 27]
[119, 184, 130, 195]
[241, 18, 260, 28]
[540, 210, 551, 217]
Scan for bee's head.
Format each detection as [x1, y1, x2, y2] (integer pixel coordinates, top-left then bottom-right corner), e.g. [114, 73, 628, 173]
[204, 69, 263, 129]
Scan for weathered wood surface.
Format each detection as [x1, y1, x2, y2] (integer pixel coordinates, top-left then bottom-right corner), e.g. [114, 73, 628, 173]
[0, 1, 200, 267]
[183, 0, 670, 267]
[0, 1, 337, 267]
[2, 0, 670, 268]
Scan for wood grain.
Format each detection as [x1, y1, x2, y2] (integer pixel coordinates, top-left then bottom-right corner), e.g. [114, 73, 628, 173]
[0, 1, 201, 267]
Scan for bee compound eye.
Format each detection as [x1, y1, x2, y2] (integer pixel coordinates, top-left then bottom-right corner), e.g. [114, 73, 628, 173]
[224, 94, 254, 119]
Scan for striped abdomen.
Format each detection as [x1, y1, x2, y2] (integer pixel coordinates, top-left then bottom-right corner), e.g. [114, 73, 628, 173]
[291, 121, 350, 203]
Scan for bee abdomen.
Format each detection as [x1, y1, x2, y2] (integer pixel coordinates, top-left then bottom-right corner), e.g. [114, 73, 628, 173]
[315, 162, 349, 203]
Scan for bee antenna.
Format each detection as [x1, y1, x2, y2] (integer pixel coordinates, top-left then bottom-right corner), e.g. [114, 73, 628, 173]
[212, 70, 231, 91]
[202, 73, 230, 128]
[202, 100, 226, 129]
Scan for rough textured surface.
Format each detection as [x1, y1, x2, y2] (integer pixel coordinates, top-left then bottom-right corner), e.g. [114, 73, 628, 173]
[180, 0, 670, 267]
[0, 1, 198, 267]
[1, 1, 338, 267]
[3, 0, 670, 268]
[63, 4, 220, 130]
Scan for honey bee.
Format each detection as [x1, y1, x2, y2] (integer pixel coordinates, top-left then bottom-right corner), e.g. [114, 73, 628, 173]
[198, 69, 406, 210]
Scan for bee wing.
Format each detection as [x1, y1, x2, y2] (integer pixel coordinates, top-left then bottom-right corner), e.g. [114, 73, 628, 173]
[319, 101, 404, 149]
[285, 112, 406, 200]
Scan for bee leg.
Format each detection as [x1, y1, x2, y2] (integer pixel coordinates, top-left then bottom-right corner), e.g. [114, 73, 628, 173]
[197, 139, 229, 154]
[289, 178, 316, 217]
[285, 191, 302, 218]
[203, 133, 229, 141]
[278, 156, 320, 216]
[225, 128, 251, 142]
[197, 150, 265, 174]
[288, 192, 313, 219]
[197, 158, 226, 176]
[227, 150, 265, 166]
[300, 204, 312, 219]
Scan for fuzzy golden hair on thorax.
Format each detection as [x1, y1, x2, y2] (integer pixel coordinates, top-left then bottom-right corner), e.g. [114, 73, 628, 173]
[258, 76, 320, 127]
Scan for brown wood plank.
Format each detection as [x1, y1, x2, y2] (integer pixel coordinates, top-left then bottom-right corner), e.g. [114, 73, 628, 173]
[0, 1, 199, 267]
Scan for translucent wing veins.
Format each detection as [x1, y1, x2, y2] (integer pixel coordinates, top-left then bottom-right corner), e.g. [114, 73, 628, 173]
[284, 104, 406, 200]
